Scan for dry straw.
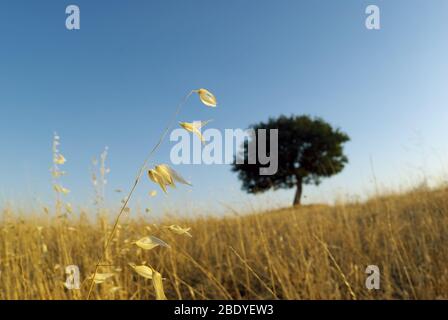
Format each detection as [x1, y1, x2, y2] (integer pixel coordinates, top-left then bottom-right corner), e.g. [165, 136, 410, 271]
[51, 132, 71, 217]
[86, 88, 218, 299]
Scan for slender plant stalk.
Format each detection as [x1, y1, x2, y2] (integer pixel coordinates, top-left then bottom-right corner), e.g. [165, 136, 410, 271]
[86, 90, 194, 299]
[313, 235, 357, 300]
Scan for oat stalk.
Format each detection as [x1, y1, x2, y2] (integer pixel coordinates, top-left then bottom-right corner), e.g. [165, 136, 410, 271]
[86, 90, 194, 299]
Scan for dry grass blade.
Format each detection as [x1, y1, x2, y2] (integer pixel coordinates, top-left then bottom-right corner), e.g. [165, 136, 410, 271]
[89, 273, 115, 284]
[229, 246, 278, 299]
[152, 269, 167, 300]
[313, 235, 357, 300]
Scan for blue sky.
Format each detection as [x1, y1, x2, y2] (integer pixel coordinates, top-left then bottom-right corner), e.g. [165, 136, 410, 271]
[1, 0, 447, 215]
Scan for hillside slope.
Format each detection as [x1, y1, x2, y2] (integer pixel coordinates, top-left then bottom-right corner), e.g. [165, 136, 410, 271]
[1, 187, 447, 299]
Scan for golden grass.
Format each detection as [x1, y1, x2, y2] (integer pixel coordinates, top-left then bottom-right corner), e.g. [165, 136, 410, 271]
[1, 187, 447, 300]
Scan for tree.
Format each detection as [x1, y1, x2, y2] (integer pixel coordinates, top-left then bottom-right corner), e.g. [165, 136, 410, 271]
[232, 115, 350, 206]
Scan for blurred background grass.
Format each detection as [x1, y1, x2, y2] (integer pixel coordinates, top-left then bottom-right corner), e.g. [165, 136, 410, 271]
[1, 185, 447, 300]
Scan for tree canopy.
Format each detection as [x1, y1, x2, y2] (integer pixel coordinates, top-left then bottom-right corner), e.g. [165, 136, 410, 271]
[232, 115, 350, 206]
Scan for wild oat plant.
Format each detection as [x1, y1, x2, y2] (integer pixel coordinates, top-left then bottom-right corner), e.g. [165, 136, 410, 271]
[85, 88, 217, 299]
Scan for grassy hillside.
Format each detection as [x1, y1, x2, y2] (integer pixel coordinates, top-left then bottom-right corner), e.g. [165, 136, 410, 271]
[1, 187, 447, 300]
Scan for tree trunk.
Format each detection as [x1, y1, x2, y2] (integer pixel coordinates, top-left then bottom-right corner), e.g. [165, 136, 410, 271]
[293, 177, 303, 206]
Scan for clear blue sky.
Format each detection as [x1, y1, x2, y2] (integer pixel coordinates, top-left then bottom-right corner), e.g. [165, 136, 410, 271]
[1, 0, 447, 215]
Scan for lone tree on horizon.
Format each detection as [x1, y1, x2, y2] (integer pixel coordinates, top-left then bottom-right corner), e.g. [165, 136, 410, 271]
[232, 115, 350, 206]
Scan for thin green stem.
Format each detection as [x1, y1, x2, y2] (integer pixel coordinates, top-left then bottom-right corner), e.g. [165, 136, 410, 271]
[86, 90, 194, 299]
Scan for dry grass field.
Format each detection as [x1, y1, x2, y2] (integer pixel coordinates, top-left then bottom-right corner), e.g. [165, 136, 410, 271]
[1, 186, 447, 300]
